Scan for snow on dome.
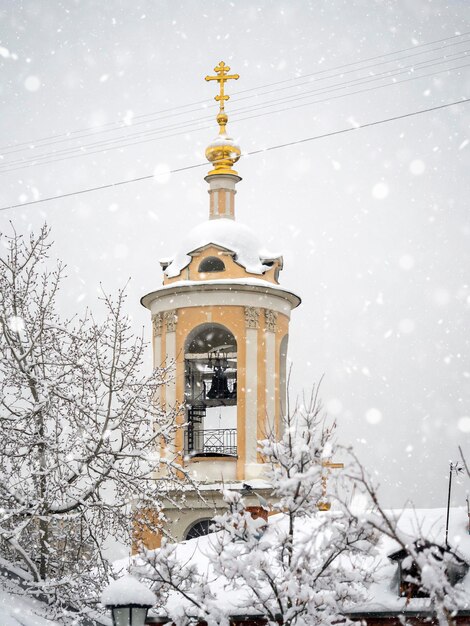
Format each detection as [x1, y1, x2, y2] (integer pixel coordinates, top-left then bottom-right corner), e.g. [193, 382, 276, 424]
[164, 218, 281, 278]
[101, 575, 156, 607]
[207, 132, 240, 150]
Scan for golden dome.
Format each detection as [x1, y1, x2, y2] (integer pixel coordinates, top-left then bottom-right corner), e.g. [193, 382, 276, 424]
[205, 63, 241, 177]
[205, 114, 241, 176]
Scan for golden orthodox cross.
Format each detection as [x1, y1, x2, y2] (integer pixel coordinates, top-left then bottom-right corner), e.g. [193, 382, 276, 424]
[205, 61, 239, 113]
[317, 459, 344, 511]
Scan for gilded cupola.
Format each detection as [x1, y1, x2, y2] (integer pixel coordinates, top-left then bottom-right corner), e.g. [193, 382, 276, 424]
[205, 61, 241, 177]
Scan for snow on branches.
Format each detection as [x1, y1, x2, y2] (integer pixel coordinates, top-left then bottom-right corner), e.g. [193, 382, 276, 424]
[0, 225, 185, 620]
[136, 386, 377, 626]
[342, 450, 470, 626]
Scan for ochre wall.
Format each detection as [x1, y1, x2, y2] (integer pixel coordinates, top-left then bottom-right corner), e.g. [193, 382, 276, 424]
[173, 305, 247, 479]
[158, 304, 290, 480]
[164, 244, 280, 285]
[139, 294, 293, 551]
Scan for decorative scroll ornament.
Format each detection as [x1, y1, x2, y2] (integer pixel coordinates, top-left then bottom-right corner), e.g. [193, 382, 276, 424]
[265, 309, 278, 332]
[164, 310, 177, 333]
[152, 313, 163, 337]
[245, 306, 260, 329]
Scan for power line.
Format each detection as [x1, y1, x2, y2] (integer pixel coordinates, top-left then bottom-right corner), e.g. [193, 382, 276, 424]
[2, 59, 469, 175]
[2, 52, 469, 174]
[234, 60, 470, 123]
[1, 97, 468, 213]
[233, 30, 470, 95]
[0, 45, 464, 162]
[2, 35, 468, 160]
[231, 52, 470, 118]
[1, 29, 469, 154]
[231, 37, 470, 104]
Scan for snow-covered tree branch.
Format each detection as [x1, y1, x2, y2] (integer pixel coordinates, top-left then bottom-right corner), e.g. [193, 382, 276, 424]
[137, 385, 377, 626]
[340, 449, 469, 626]
[0, 225, 186, 620]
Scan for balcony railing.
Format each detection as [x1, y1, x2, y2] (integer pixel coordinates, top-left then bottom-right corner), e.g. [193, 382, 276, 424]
[185, 428, 237, 457]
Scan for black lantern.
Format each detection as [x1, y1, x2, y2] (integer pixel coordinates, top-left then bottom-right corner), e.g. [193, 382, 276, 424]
[108, 604, 151, 626]
[102, 575, 155, 626]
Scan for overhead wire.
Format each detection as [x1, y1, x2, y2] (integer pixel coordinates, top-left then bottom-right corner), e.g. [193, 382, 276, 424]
[1, 49, 469, 173]
[1, 33, 468, 160]
[1, 29, 469, 154]
[232, 30, 470, 94]
[2, 45, 467, 161]
[233, 61, 470, 127]
[231, 37, 470, 104]
[1, 97, 468, 212]
[228, 51, 470, 116]
[1, 56, 469, 174]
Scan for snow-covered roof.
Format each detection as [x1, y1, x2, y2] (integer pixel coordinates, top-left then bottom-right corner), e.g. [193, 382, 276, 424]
[140, 277, 301, 311]
[0, 588, 61, 626]
[350, 507, 470, 614]
[163, 219, 281, 278]
[133, 507, 470, 620]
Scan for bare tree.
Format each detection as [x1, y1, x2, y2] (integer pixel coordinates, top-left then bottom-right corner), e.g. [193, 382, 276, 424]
[0, 225, 184, 621]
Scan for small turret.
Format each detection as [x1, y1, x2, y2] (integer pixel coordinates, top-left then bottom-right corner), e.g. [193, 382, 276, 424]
[204, 61, 242, 220]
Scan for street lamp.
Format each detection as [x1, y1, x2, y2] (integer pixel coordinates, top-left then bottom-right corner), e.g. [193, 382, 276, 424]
[101, 574, 156, 626]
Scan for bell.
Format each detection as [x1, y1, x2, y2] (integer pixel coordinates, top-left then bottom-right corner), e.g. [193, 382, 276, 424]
[207, 365, 231, 399]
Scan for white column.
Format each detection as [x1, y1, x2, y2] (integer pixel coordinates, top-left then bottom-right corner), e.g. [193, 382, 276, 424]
[244, 306, 260, 477]
[157, 310, 178, 479]
[152, 313, 163, 404]
[245, 327, 258, 466]
[164, 310, 177, 410]
[153, 314, 162, 368]
[154, 335, 162, 369]
[206, 174, 240, 220]
[265, 330, 276, 437]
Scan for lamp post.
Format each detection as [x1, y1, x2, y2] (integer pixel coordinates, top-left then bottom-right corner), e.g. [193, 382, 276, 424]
[102, 575, 156, 626]
[445, 461, 463, 547]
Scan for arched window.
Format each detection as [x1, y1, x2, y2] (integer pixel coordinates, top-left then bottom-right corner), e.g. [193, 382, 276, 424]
[185, 519, 213, 541]
[184, 323, 237, 457]
[198, 256, 225, 273]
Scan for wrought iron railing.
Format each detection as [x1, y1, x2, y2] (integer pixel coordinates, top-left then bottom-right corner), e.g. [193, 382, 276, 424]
[184, 428, 237, 457]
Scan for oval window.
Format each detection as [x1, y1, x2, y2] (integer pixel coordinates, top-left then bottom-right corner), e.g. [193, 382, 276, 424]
[198, 256, 225, 273]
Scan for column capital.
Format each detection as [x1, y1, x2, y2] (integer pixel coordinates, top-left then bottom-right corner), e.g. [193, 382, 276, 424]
[264, 309, 278, 333]
[152, 313, 163, 336]
[245, 306, 260, 329]
[164, 310, 177, 333]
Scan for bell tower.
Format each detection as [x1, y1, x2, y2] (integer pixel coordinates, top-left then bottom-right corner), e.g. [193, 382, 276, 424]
[139, 62, 300, 544]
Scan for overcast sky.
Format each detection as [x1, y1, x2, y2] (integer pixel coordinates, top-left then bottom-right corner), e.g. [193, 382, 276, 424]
[1, 0, 469, 510]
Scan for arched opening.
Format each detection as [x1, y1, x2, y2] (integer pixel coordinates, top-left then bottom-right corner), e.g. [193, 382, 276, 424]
[184, 518, 214, 541]
[184, 324, 237, 458]
[198, 256, 225, 273]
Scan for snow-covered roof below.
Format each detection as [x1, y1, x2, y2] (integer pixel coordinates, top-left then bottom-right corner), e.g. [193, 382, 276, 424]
[132, 507, 470, 619]
[350, 507, 470, 614]
[0, 588, 61, 626]
[196, 479, 273, 492]
[163, 219, 281, 278]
